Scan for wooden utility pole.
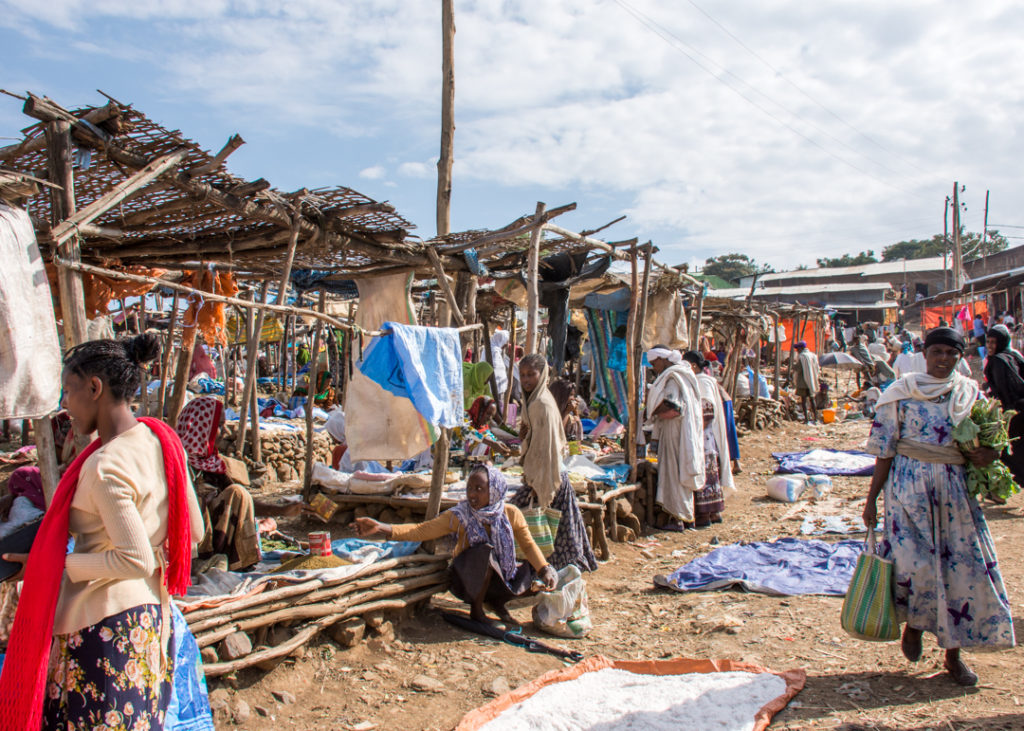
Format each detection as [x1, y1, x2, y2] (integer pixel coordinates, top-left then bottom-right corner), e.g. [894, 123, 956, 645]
[525, 201, 546, 353]
[953, 182, 963, 299]
[943, 196, 950, 292]
[46, 120, 88, 347]
[303, 290, 327, 501]
[982, 189, 990, 263]
[436, 0, 455, 238]
[427, 0, 456, 523]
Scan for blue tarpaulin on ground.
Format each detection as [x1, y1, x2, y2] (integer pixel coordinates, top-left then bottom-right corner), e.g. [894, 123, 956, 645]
[654, 537, 864, 596]
[772, 449, 875, 476]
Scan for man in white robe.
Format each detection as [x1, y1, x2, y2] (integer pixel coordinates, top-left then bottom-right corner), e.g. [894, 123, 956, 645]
[646, 346, 705, 526]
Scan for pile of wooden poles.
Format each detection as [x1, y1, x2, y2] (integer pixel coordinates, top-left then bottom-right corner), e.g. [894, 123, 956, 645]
[181, 552, 450, 677]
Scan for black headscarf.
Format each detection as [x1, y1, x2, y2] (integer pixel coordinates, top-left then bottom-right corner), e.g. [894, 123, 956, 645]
[988, 324, 1011, 353]
[923, 327, 965, 353]
[682, 350, 707, 372]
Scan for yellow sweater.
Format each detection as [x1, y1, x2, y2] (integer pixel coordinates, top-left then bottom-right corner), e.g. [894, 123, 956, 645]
[55, 423, 205, 636]
[390, 504, 548, 572]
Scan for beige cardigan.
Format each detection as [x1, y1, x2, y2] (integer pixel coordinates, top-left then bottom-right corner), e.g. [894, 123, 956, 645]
[55, 423, 205, 636]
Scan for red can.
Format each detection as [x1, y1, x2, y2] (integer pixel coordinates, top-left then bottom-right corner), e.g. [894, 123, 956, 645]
[308, 531, 332, 557]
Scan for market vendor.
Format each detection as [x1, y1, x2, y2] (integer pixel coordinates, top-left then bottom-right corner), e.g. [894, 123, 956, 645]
[352, 465, 557, 625]
[176, 396, 261, 571]
[464, 396, 512, 457]
[548, 378, 584, 442]
[509, 354, 597, 571]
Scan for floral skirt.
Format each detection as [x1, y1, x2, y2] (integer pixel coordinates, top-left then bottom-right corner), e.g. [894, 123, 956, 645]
[44, 604, 173, 731]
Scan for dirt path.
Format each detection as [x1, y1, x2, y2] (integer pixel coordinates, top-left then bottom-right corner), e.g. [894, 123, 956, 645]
[213, 418, 1024, 729]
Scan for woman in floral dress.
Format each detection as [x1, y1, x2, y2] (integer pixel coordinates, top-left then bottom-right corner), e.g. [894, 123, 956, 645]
[863, 328, 1014, 686]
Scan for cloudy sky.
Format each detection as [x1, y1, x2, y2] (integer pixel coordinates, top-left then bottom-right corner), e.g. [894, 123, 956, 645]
[3, 0, 1023, 270]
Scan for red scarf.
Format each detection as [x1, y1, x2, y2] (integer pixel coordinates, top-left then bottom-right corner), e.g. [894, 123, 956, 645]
[0, 417, 192, 730]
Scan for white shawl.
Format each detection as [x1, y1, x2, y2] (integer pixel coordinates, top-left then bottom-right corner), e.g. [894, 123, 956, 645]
[696, 373, 735, 496]
[646, 362, 705, 495]
[874, 371, 979, 426]
[797, 349, 820, 393]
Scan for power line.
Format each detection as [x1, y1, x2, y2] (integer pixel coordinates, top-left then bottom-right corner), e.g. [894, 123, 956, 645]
[611, 0, 932, 202]
[681, 0, 930, 177]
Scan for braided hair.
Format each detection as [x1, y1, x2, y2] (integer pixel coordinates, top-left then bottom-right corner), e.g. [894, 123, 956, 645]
[63, 333, 161, 402]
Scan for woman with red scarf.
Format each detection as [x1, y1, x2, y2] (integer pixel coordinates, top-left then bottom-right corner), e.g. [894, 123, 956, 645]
[463, 397, 511, 457]
[0, 334, 204, 730]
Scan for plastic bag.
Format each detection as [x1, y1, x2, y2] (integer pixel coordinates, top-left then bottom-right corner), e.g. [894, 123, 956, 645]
[766, 475, 832, 502]
[532, 565, 592, 638]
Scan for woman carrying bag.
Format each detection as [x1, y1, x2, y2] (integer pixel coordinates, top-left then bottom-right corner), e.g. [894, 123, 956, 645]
[860, 327, 1014, 686]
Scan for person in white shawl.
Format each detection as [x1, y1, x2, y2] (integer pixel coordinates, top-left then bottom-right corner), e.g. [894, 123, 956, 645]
[645, 346, 705, 526]
[682, 352, 736, 499]
[792, 340, 820, 423]
[863, 327, 1013, 688]
[490, 329, 510, 396]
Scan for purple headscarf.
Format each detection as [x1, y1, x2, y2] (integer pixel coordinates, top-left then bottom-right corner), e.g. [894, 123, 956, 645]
[450, 465, 517, 582]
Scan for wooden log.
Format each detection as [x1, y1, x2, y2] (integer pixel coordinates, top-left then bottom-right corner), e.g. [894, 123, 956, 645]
[632, 242, 654, 475]
[525, 201, 546, 354]
[46, 120, 88, 348]
[303, 290, 327, 500]
[624, 245, 640, 471]
[425, 246, 465, 327]
[156, 290, 180, 417]
[182, 553, 449, 625]
[167, 317, 198, 428]
[200, 584, 444, 677]
[187, 561, 446, 634]
[771, 312, 782, 400]
[189, 134, 245, 176]
[236, 282, 271, 458]
[437, 0, 455, 238]
[32, 416, 60, 504]
[0, 100, 119, 162]
[426, 429, 450, 523]
[46, 150, 188, 245]
[194, 571, 447, 647]
[439, 202, 577, 254]
[502, 304, 517, 419]
[749, 329, 763, 429]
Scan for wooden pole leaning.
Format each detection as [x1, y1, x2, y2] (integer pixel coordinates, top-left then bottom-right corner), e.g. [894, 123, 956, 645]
[303, 290, 327, 501]
[235, 282, 271, 458]
[525, 201, 546, 354]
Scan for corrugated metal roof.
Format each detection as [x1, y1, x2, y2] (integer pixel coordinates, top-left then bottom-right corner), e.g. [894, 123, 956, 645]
[713, 281, 895, 298]
[739, 257, 945, 285]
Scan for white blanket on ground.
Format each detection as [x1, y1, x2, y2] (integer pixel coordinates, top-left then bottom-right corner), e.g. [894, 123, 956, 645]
[0, 203, 61, 419]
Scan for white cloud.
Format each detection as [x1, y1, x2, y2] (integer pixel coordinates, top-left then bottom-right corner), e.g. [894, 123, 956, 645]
[358, 165, 387, 180]
[6, 0, 1024, 266]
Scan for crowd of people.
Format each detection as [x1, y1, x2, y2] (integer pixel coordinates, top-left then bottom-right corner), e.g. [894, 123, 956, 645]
[0, 306, 1020, 728]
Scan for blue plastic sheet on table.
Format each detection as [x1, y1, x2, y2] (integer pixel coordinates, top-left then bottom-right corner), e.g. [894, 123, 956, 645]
[773, 449, 875, 476]
[166, 604, 215, 730]
[654, 537, 864, 596]
[581, 418, 598, 434]
[256, 377, 276, 386]
[331, 538, 422, 563]
[223, 407, 240, 421]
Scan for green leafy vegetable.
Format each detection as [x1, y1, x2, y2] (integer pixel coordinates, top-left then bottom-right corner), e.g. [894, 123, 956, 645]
[953, 400, 1020, 501]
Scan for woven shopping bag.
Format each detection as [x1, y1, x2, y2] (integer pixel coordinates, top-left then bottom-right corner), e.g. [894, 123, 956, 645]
[516, 507, 561, 559]
[841, 527, 900, 641]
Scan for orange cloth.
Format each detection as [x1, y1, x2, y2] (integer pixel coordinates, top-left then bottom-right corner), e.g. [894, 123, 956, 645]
[46, 263, 166, 320]
[181, 269, 238, 347]
[922, 301, 988, 329]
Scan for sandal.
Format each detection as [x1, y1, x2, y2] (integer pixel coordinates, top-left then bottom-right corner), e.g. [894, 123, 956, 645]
[944, 657, 978, 686]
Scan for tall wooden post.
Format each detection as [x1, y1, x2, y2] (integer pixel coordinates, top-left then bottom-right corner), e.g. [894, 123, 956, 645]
[633, 243, 654, 469]
[624, 245, 640, 471]
[771, 312, 782, 400]
[749, 324, 763, 429]
[167, 294, 200, 429]
[46, 120, 88, 347]
[235, 282, 271, 457]
[503, 304, 518, 420]
[952, 181, 963, 302]
[690, 285, 705, 348]
[525, 202, 546, 354]
[303, 290, 327, 501]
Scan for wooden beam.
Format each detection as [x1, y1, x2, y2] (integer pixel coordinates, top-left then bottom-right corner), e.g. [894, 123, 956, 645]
[303, 290, 328, 501]
[425, 246, 465, 327]
[525, 202, 546, 354]
[32, 416, 60, 505]
[437, 202, 577, 255]
[235, 282, 271, 458]
[47, 149, 188, 245]
[189, 134, 245, 176]
[0, 100, 119, 162]
[624, 245, 640, 472]
[46, 120, 88, 348]
[156, 290, 180, 417]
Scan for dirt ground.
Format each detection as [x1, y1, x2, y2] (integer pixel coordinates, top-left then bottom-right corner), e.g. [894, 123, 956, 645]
[211, 414, 1024, 731]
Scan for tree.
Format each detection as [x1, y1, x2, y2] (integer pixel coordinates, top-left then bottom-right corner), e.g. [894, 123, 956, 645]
[702, 253, 759, 284]
[816, 250, 878, 268]
[881, 231, 1008, 261]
